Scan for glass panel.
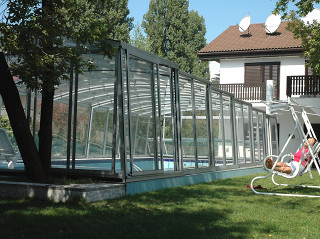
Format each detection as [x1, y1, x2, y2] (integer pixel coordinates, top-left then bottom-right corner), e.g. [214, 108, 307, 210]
[243, 105, 252, 163]
[222, 94, 233, 165]
[88, 108, 108, 156]
[104, 109, 114, 157]
[179, 76, 195, 168]
[194, 81, 209, 167]
[235, 102, 245, 164]
[51, 78, 72, 169]
[68, 53, 117, 171]
[211, 90, 223, 165]
[0, 108, 17, 150]
[3, 90, 39, 155]
[129, 55, 156, 171]
[4, 89, 39, 155]
[154, 65, 162, 171]
[75, 105, 90, 158]
[0, 83, 28, 170]
[52, 102, 69, 158]
[115, 102, 121, 173]
[123, 53, 131, 174]
[252, 110, 259, 162]
[159, 66, 174, 171]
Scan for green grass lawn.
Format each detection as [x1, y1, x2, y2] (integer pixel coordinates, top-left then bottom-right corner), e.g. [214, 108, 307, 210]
[1, 172, 320, 239]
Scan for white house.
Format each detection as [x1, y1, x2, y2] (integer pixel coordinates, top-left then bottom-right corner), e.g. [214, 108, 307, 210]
[199, 21, 320, 154]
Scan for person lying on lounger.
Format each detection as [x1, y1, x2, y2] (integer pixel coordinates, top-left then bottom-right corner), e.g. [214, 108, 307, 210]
[266, 137, 317, 174]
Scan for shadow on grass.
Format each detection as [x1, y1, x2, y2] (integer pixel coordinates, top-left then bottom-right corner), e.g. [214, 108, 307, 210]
[0, 195, 263, 239]
[0, 184, 264, 238]
[2, 173, 319, 239]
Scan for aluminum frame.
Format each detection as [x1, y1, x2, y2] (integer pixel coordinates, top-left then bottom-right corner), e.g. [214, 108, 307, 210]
[0, 40, 278, 183]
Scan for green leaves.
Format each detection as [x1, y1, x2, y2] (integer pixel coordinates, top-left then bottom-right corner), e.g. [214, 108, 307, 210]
[129, 21, 150, 52]
[275, 0, 320, 75]
[0, 0, 133, 91]
[142, 0, 209, 79]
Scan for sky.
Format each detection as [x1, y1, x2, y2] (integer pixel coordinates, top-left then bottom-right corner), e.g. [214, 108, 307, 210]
[128, 0, 290, 43]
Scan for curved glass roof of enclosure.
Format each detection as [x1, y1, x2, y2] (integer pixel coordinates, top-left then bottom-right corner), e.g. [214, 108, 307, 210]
[0, 40, 279, 181]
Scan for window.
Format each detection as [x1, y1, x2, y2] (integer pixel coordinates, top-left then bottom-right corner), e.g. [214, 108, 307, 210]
[245, 64, 263, 84]
[245, 62, 280, 84]
[244, 62, 280, 100]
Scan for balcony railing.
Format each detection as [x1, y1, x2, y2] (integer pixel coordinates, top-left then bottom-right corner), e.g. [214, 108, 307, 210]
[287, 75, 320, 97]
[212, 83, 266, 101]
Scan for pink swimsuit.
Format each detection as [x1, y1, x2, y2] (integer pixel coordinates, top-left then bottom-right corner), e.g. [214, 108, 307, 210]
[293, 147, 308, 167]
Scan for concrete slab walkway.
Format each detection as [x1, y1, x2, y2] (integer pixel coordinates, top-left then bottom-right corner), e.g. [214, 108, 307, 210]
[0, 180, 125, 202]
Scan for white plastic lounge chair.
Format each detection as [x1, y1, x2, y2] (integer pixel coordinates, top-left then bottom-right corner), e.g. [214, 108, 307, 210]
[0, 128, 20, 169]
[251, 106, 320, 198]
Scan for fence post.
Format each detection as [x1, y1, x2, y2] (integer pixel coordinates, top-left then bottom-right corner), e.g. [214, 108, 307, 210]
[286, 76, 292, 97]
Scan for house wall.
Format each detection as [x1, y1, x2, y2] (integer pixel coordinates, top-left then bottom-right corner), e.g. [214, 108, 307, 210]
[279, 56, 305, 100]
[220, 60, 244, 84]
[219, 55, 306, 100]
[209, 61, 220, 81]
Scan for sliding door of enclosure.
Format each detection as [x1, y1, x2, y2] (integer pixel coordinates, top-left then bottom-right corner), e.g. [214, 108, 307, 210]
[243, 104, 253, 163]
[179, 76, 195, 168]
[221, 94, 234, 165]
[194, 81, 210, 168]
[211, 90, 224, 165]
[258, 111, 266, 161]
[158, 66, 176, 171]
[76, 54, 117, 170]
[128, 55, 157, 172]
[234, 102, 245, 164]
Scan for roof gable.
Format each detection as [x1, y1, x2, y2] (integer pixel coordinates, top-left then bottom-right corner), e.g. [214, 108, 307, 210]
[199, 22, 303, 59]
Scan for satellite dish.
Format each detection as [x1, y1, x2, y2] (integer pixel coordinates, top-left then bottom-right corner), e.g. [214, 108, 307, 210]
[238, 15, 251, 33]
[301, 8, 320, 25]
[264, 14, 281, 34]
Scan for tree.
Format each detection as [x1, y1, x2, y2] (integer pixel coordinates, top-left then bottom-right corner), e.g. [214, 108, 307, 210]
[105, 0, 133, 42]
[0, 53, 46, 181]
[0, 0, 132, 181]
[130, 21, 151, 52]
[275, 0, 320, 75]
[142, 0, 209, 79]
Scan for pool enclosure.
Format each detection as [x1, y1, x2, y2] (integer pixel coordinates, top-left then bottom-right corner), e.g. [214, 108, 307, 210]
[0, 40, 278, 181]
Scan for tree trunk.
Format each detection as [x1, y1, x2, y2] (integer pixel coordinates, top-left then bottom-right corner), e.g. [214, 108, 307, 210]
[0, 53, 47, 182]
[38, 86, 54, 176]
[38, 0, 55, 176]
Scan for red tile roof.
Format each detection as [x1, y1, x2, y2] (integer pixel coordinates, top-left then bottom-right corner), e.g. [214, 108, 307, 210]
[199, 22, 303, 59]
